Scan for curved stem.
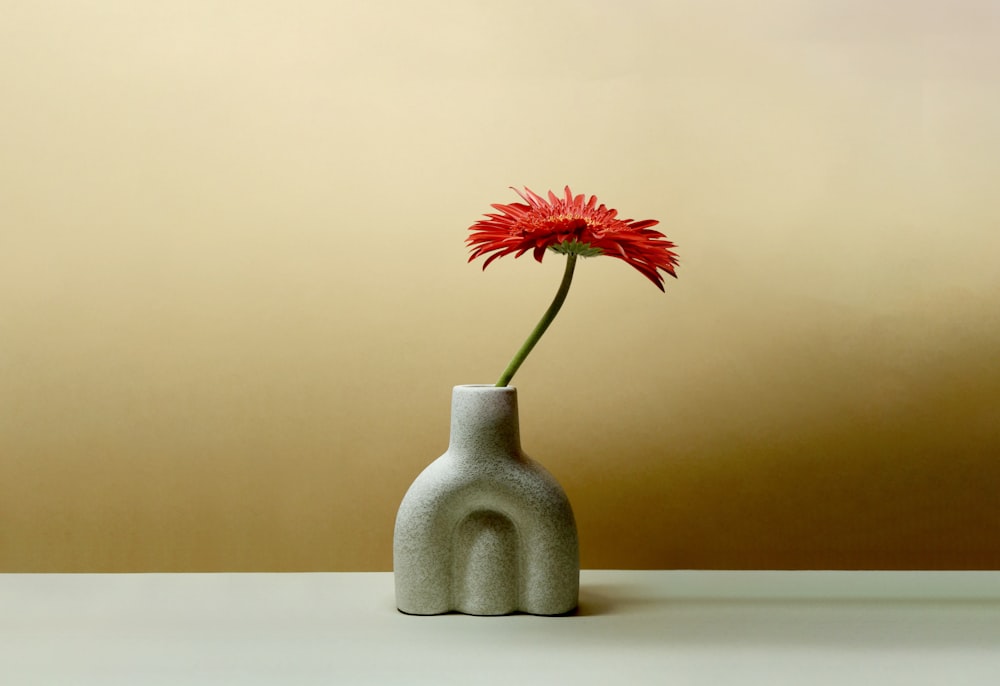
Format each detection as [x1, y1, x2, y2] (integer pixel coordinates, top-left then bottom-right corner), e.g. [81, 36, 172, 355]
[496, 253, 578, 387]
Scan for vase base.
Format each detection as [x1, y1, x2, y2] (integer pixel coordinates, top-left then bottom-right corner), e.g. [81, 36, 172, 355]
[396, 605, 579, 617]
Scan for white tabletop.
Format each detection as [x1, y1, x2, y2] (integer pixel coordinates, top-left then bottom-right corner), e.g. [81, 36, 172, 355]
[2, 570, 999, 685]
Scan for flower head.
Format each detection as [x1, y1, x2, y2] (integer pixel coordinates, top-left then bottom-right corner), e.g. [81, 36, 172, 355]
[468, 186, 678, 290]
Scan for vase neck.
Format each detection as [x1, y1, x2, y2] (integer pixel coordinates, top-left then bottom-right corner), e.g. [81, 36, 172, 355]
[448, 385, 522, 458]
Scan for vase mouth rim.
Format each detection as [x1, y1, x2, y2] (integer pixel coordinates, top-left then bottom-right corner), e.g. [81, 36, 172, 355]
[455, 384, 516, 391]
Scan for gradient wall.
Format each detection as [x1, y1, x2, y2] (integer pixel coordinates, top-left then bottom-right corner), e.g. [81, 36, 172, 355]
[2, 1, 998, 571]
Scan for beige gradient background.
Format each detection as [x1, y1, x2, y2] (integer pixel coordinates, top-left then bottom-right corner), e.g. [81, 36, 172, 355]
[2, 1, 999, 572]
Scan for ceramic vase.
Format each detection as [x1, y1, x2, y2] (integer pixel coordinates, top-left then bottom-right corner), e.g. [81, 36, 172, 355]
[393, 384, 579, 616]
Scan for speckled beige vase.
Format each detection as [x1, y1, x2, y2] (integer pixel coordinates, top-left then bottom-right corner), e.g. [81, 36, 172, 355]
[394, 385, 579, 616]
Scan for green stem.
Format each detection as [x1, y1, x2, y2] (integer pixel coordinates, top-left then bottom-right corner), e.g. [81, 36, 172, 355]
[496, 253, 578, 387]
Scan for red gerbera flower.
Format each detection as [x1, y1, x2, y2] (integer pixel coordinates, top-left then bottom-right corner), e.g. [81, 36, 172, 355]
[467, 186, 680, 386]
[468, 186, 679, 290]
